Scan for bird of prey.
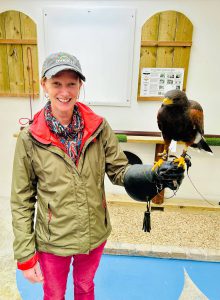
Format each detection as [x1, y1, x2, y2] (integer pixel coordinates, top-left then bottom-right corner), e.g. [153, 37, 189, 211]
[153, 89, 213, 169]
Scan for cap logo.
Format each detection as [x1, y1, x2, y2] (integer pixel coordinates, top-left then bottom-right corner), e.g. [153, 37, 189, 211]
[42, 52, 85, 81]
[55, 55, 74, 65]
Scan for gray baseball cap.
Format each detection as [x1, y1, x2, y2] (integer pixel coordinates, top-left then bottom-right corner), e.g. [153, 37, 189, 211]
[41, 52, 86, 81]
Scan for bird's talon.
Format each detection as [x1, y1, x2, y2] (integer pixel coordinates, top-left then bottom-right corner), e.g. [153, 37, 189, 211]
[158, 151, 168, 159]
[152, 158, 165, 171]
[173, 156, 186, 169]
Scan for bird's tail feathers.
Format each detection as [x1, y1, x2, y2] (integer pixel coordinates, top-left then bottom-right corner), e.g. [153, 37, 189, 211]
[191, 137, 213, 154]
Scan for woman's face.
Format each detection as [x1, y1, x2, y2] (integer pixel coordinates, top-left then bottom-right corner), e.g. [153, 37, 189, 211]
[41, 70, 82, 115]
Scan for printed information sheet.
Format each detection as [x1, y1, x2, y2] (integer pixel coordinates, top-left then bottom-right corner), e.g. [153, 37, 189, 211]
[140, 68, 184, 97]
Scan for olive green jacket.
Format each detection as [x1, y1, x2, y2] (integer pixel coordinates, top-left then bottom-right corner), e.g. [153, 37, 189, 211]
[11, 103, 129, 263]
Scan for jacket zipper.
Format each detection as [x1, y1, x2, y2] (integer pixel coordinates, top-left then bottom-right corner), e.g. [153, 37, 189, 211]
[77, 122, 105, 167]
[48, 203, 52, 241]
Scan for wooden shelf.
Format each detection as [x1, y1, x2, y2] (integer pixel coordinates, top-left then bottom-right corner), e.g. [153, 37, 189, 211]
[126, 136, 164, 144]
[125, 135, 184, 145]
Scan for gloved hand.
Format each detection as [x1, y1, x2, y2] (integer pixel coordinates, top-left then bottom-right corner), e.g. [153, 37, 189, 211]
[153, 160, 185, 191]
[124, 160, 187, 202]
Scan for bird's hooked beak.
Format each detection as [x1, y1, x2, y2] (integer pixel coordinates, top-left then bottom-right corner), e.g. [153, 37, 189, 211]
[162, 97, 173, 105]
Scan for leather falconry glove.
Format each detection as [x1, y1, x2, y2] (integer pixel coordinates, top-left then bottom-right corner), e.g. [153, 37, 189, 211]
[124, 160, 186, 202]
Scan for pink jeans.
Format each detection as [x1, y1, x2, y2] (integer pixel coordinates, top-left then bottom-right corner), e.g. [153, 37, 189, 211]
[38, 241, 106, 300]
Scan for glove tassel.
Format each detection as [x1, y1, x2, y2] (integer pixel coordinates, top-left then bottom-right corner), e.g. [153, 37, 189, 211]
[142, 198, 151, 232]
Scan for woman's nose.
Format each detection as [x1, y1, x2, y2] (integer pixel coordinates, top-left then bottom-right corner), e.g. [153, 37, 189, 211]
[59, 87, 69, 97]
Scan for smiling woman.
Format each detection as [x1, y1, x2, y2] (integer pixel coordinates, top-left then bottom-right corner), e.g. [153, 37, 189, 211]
[10, 51, 131, 300]
[40, 52, 85, 126]
[41, 70, 82, 126]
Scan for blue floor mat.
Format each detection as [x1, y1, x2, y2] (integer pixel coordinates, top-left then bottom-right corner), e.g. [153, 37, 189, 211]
[16, 254, 220, 300]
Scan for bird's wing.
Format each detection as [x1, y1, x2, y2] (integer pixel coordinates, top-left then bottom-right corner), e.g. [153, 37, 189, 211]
[188, 100, 204, 135]
[157, 107, 163, 132]
[157, 106, 172, 150]
[157, 106, 168, 133]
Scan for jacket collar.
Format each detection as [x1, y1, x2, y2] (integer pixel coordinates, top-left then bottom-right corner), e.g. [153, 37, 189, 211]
[29, 102, 103, 150]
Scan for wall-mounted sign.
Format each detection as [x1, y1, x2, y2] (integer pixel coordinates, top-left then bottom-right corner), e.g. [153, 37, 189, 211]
[140, 68, 184, 97]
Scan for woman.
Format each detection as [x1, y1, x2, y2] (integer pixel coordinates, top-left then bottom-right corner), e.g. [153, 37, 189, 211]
[11, 52, 184, 300]
[11, 52, 130, 300]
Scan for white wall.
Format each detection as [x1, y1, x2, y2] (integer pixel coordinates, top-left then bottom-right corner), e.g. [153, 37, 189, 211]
[1, 0, 220, 202]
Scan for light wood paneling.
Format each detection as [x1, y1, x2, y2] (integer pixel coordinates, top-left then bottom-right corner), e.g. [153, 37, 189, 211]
[0, 10, 39, 97]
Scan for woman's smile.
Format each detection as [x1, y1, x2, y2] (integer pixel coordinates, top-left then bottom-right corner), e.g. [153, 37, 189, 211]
[56, 97, 72, 103]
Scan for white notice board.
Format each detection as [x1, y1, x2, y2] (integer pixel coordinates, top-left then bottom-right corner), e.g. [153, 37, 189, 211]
[43, 7, 136, 106]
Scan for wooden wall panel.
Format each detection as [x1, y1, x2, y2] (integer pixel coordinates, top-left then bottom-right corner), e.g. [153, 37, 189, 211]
[0, 10, 39, 97]
[7, 45, 25, 94]
[22, 45, 39, 95]
[5, 12, 25, 94]
[137, 10, 193, 101]
[156, 47, 174, 67]
[156, 11, 176, 68]
[175, 13, 193, 42]
[173, 47, 191, 89]
[0, 12, 10, 93]
[20, 13, 39, 95]
[142, 13, 160, 41]
[137, 14, 159, 96]
[157, 11, 177, 41]
[20, 13, 37, 38]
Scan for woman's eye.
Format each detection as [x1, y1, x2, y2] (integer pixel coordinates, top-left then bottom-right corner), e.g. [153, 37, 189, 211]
[53, 82, 61, 87]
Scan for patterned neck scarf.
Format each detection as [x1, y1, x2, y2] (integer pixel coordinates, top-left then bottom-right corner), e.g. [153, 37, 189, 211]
[44, 101, 84, 163]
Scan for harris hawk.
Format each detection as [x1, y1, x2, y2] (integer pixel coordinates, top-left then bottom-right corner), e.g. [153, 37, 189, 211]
[153, 89, 213, 170]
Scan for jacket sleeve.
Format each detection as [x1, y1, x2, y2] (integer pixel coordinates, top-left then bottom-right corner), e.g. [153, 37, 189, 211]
[10, 129, 37, 264]
[101, 120, 130, 186]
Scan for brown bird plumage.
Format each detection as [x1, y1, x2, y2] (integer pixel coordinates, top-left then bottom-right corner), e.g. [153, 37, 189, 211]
[153, 89, 212, 169]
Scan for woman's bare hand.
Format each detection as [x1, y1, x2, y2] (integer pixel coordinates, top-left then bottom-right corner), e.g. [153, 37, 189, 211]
[22, 262, 44, 283]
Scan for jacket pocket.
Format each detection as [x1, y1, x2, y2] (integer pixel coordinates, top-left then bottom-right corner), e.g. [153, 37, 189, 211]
[102, 196, 108, 227]
[47, 203, 52, 241]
